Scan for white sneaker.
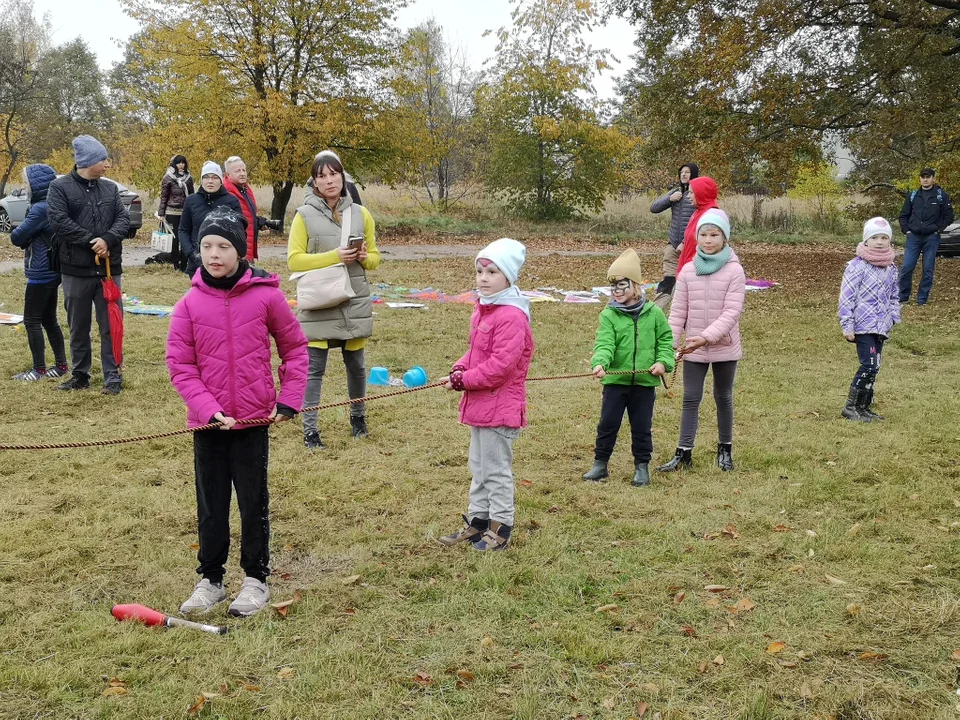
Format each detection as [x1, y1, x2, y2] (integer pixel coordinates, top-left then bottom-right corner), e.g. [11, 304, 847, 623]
[228, 577, 270, 617]
[180, 578, 227, 614]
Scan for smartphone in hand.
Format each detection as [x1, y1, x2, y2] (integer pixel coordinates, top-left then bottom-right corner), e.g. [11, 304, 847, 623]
[347, 235, 364, 249]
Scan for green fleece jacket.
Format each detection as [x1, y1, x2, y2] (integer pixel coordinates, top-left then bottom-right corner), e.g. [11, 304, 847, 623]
[590, 301, 676, 386]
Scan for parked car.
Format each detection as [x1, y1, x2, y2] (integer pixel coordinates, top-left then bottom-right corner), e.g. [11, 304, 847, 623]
[0, 177, 143, 238]
[936, 222, 960, 257]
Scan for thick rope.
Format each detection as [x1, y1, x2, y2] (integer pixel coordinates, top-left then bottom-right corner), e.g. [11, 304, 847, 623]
[0, 350, 694, 451]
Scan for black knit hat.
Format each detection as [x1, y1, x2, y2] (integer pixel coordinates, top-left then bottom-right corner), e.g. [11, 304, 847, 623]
[199, 207, 248, 257]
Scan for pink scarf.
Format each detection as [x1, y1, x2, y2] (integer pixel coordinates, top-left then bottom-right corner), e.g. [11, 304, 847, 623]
[856, 242, 894, 267]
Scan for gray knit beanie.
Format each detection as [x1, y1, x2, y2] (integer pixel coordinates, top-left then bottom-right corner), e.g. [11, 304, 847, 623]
[72, 135, 108, 168]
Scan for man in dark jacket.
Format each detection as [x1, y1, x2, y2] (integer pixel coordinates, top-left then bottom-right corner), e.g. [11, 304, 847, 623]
[898, 167, 954, 305]
[178, 161, 242, 276]
[47, 135, 130, 394]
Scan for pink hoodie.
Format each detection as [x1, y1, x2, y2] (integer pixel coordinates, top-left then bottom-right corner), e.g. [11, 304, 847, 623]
[166, 268, 309, 428]
[669, 250, 746, 363]
[454, 303, 534, 428]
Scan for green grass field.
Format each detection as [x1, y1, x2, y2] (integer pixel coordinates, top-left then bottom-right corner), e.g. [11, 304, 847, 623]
[1, 243, 959, 719]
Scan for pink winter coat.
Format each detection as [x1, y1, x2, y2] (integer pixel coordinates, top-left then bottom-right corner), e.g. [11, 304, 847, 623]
[669, 250, 746, 363]
[454, 303, 534, 428]
[166, 268, 309, 428]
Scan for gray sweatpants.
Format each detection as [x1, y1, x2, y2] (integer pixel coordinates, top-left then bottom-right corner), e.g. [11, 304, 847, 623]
[468, 426, 521, 527]
[62, 274, 123, 384]
[679, 360, 738, 448]
[302, 345, 366, 434]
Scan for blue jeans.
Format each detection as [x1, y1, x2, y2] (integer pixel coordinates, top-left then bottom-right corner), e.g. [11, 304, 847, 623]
[899, 232, 940, 303]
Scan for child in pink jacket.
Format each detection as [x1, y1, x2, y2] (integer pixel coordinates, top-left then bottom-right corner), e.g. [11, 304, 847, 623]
[659, 208, 745, 473]
[438, 238, 534, 552]
[166, 208, 308, 618]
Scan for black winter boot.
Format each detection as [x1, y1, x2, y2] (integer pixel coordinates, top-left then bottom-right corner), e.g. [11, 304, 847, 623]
[350, 415, 369, 438]
[656, 448, 692, 472]
[841, 386, 865, 421]
[716, 443, 734, 472]
[631, 462, 650, 486]
[303, 430, 326, 450]
[438, 514, 488, 546]
[582, 460, 609, 482]
[473, 520, 512, 551]
[860, 389, 883, 421]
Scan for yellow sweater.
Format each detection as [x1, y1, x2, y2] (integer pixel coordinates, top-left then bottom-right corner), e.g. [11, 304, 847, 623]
[287, 206, 381, 350]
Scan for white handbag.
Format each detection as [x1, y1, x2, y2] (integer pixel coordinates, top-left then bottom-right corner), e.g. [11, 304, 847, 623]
[151, 220, 173, 252]
[290, 207, 357, 311]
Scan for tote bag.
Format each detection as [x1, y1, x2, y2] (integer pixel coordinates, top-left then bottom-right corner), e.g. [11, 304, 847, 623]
[151, 220, 173, 252]
[291, 208, 356, 311]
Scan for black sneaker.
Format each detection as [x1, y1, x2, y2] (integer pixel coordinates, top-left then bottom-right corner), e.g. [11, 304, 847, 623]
[304, 430, 326, 450]
[56, 375, 90, 391]
[101, 383, 123, 395]
[350, 415, 369, 439]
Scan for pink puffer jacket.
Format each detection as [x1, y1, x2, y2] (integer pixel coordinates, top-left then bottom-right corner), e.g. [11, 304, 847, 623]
[669, 250, 746, 363]
[454, 303, 534, 428]
[167, 268, 309, 428]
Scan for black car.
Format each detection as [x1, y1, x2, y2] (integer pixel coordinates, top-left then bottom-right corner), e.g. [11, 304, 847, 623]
[936, 223, 960, 257]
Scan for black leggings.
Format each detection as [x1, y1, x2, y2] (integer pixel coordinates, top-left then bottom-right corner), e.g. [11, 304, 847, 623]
[679, 360, 738, 448]
[852, 334, 884, 390]
[23, 279, 66, 371]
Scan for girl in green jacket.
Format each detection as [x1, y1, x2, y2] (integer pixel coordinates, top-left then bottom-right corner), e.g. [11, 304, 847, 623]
[583, 250, 675, 486]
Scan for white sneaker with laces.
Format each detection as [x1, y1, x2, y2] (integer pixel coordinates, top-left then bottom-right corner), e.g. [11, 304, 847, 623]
[228, 577, 270, 617]
[179, 578, 226, 614]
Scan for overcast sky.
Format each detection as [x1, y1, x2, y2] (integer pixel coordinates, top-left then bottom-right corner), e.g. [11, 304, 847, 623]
[33, 0, 636, 100]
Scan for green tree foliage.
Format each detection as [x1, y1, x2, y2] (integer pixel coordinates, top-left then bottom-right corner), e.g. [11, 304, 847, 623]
[479, 0, 630, 219]
[117, 0, 402, 217]
[787, 162, 844, 220]
[609, 0, 960, 192]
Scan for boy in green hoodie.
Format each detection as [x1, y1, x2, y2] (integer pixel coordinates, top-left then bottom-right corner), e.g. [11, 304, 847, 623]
[583, 249, 675, 486]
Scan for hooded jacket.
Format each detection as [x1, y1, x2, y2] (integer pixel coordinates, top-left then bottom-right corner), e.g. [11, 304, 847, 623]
[649, 163, 700, 249]
[158, 164, 195, 216]
[46, 169, 130, 277]
[178, 185, 243, 259]
[223, 177, 259, 261]
[838, 256, 901, 337]
[166, 266, 309, 428]
[590, 301, 675, 386]
[11, 164, 58, 284]
[669, 249, 745, 363]
[898, 185, 954, 236]
[676, 177, 720, 273]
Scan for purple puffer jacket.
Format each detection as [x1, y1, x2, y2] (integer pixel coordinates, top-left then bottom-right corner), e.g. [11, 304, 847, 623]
[167, 268, 309, 428]
[454, 303, 534, 428]
[838, 257, 900, 337]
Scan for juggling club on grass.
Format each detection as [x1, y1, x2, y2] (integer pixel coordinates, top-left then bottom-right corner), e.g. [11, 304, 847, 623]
[112, 603, 229, 635]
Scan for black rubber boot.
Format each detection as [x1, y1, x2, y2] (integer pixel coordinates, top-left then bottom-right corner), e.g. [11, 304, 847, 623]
[860, 389, 883, 421]
[350, 415, 369, 438]
[438, 514, 488, 546]
[582, 460, 609, 482]
[631, 462, 650, 486]
[656, 448, 692, 472]
[716, 443, 734, 472]
[473, 520, 512, 551]
[303, 430, 327, 450]
[841, 386, 865, 421]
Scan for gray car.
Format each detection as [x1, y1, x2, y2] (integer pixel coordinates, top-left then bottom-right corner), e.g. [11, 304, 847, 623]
[0, 178, 143, 238]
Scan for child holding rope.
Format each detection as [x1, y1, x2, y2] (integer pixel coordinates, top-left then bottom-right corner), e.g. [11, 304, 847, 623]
[582, 249, 675, 486]
[438, 238, 534, 552]
[658, 209, 745, 473]
[837, 217, 900, 422]
[166, 208, 308, 617]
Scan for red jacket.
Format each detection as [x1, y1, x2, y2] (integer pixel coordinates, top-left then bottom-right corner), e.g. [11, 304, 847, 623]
[224, 177, 259, 261]
[676, 177, 720, 273]
[166, 267, 308, 428]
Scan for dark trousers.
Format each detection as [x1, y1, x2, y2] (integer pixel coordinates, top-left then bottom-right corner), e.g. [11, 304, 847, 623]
[23, 279, 66, 371]
[594, 384, 657, 463]
[852, 333, 884, 390]
[679, 360, 738, 448]
[166, 213, 186, 272]
[899, 232, 939, 304]
[193, 426, 271, 584]
[62, 274, 122, 384]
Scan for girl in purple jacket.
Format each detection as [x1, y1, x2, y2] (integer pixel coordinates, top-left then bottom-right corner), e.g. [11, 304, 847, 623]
[438, 239, 534, 552]
[837, 217, 900, 422]
[166, 208, 308, 617]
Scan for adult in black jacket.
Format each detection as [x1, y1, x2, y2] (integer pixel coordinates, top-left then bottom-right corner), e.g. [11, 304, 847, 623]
[46, 135, 130, 394]
[157, 154, 195, 272]
[178, 161, 242, 276]
[898, 167, 955, 305]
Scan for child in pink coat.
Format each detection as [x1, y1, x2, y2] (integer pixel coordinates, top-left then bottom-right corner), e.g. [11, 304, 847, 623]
[166, 208, 308, 617]
[659, 208, 745, 473]
[438, 238, 534, 552]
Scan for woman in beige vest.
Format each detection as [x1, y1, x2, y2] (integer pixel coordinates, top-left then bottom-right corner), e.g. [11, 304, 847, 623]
[287, 152, 381, 449]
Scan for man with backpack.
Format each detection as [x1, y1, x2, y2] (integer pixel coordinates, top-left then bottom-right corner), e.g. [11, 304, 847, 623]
[898, 168, 954, 305]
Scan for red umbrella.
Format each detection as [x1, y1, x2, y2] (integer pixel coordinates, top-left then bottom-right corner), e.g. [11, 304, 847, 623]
[96, 255, 124, 367]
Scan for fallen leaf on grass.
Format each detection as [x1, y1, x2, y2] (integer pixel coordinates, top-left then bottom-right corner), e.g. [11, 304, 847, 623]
[859, 651, 888, 662]
[824, 574, 847, 586]
[595, 603, 619, 614]
[846, 603, 862, 617]
[673, 591, 686, 604]
[547, 505, 560, 513]
[796, 650, 812, 661]
[722, 524, 740, 539]
[102, 686, 128, 697]
[704, 585, 729, 593]
[639, 682, 660, 695]
[703, 532, 720, 541]
[341, 574, 362, 586]
[777, 659, 798, 668]
[480, 636, 494, 647]
[697, 661, 709, 673]
[602, 697, 617, 710]
[412, 671, 432, 686]
[201, 692, 219, 700]
[727, 598, 755, 614]
[455, 669, 475, 682]
[518, 479, 533, 487]
[800, 681, 813, 700]
[713, 655, 725, 665]
[189, 543, 200, 550]
[847, 522, 861, 536]
[681, 624, 697, 637]
[495, 686, 512, 696]
[243, 685, 261, 692]
[271, 590, 303, 618]
[703, 598, 721, 608]
[342, 607, 357, 616]
[766, 641, 786, 654]
[276, 667, 296, 680]
[951, 649, 960, 661]
[806, 529, 817, 538]
[635, 700, 650, 717]
[105, 677, 126, 688]
[186, 695, 206, 715]
[789, 564, 805, 574]
[773, 524, 793, 532]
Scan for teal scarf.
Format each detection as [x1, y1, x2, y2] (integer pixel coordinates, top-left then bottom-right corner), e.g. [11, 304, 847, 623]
[694, 245, 731, 275]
